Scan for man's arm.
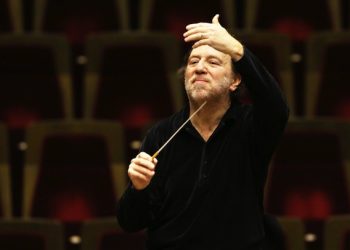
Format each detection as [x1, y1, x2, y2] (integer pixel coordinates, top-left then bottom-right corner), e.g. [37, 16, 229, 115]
[184, 14, 289, 143]
[116, 182, 152, 232]
[234, 47, 289, 139]
[184, 14, 289, 177]
[117, 130, 159, 232]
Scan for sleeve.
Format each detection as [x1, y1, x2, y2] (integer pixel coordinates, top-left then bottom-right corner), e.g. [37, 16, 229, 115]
[234, 47, 289, 150]
[116, 126, 161, 232]
[234, 47, 289, 185]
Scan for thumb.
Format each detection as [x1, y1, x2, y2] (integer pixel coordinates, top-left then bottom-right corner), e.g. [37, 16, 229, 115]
[212, 14, 220, 25]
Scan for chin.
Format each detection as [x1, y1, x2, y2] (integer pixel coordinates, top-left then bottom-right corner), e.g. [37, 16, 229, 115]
[188, 92, 208, 103]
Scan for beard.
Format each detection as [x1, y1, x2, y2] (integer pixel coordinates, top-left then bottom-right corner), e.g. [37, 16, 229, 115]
[184, 76, 232, 102]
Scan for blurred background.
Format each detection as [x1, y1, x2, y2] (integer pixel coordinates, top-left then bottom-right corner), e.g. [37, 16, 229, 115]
[0, 0, 350, 249]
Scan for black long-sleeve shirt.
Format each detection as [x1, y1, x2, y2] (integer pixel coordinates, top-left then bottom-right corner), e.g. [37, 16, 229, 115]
[117, 48, 289, 250]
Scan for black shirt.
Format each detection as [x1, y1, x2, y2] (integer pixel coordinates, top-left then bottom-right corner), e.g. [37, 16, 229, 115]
[117, 48, 289, 250]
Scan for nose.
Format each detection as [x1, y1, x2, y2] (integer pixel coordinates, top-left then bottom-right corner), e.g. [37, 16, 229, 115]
[195, 60, 206, 73]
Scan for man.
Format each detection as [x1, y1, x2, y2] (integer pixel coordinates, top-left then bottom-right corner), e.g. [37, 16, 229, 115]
[117, 15, 289, 250]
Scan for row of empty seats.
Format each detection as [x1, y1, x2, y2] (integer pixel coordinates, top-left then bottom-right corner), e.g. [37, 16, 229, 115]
[0, 32, 184, 200]
[1, 1, 350, 249]
[1, 31, 350, 123]
[1, 118, 350, 249]
[0, 32, 183, 124]
[1, 0, 348, 105]
[0, 121, 128, 250]
[1, 0, 349, 34]
[0, 216, 349, 250]
[266, 119, 350, 250]
[0, 218, 144, 250]
[2, 0, 349, 118]
[1, 0, 348, 65]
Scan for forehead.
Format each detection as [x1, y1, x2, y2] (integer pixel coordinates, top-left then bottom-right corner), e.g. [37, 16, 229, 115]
[189, 45, 231, 62]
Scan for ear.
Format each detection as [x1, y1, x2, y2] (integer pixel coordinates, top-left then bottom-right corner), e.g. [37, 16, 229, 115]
[229, 73, 241, 92]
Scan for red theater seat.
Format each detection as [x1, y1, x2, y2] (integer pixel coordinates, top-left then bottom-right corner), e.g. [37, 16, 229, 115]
[32, 0, 129, 116]
[0, 219, 64, 250]
[83, 32, 184, 157]
[244, 0, 341, 41]
[137, 0, 238, 39]
[265, 119, 350, 250]
[81, 218, 146, 250]
[22, 121, 127, 221]
[22, 121, 127, 249]
[32, 0, 128, 45]
[0, 34, 73, 129]
[304, 31, 350, 118]
[0, 34, 74, 216]
[234, 31, 295, 113]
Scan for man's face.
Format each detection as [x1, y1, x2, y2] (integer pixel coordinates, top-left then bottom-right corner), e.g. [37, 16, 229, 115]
[184, 45, 240, 102]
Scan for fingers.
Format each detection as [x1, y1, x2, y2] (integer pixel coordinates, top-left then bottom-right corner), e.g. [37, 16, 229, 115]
[130, 152, 157, 175]
[137, 151, 151, 159]
[183, 27, 209, 39]
[184, 32, 208, 43]
[212, 14, 220, 25]
[183, 26, 214, 44]
[128, 152, 158, 190]
[129, 163, 155, 178]
[192, 39, 210, 49]
[128, 167, 151, 182]
[185, 14, 221, 31]
[186, 22, 212, 31]
[131, 157, 156, 171]
[184, 15, 222, 44]
[137, 151, 158, 165]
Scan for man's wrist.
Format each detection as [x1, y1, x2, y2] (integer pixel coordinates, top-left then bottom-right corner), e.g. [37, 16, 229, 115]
[231, 44, 244, 62]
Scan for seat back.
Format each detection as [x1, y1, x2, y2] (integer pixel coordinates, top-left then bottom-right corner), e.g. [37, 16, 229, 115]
[33, 0, 129, 44]
[234, 31, 295, 113]
[81, 217, 146, 250]
[0, 0, 23, 33]
[0, 219, 64, 250]
[0, 123, 12, 218]
[83, 32, 184, 156]
[304, 31, 350, 118]
[265, 119, 350, 249]
[324, 215, 350, 250]
[344, 0, 350, 28]
[266, 119, 350, 217]
[244, 0, 341, 41]
[138, 0, 237, 37]
[265, 120, 350, 249]
[0, 35, 74, 214]
[0, 34, 74, 129]
[22, 121, 127, 221]
[32, 0, 129, 117]
[277, 216, 306, 250]
[243, 0, 342, 116]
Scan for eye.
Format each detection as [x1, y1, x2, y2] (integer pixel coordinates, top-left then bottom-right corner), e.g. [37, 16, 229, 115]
[209, 60, 220, 65]
[188, 59, 199, 65]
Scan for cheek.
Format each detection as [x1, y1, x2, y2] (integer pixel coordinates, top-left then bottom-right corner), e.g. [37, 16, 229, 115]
[184, 69, 192, 80]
